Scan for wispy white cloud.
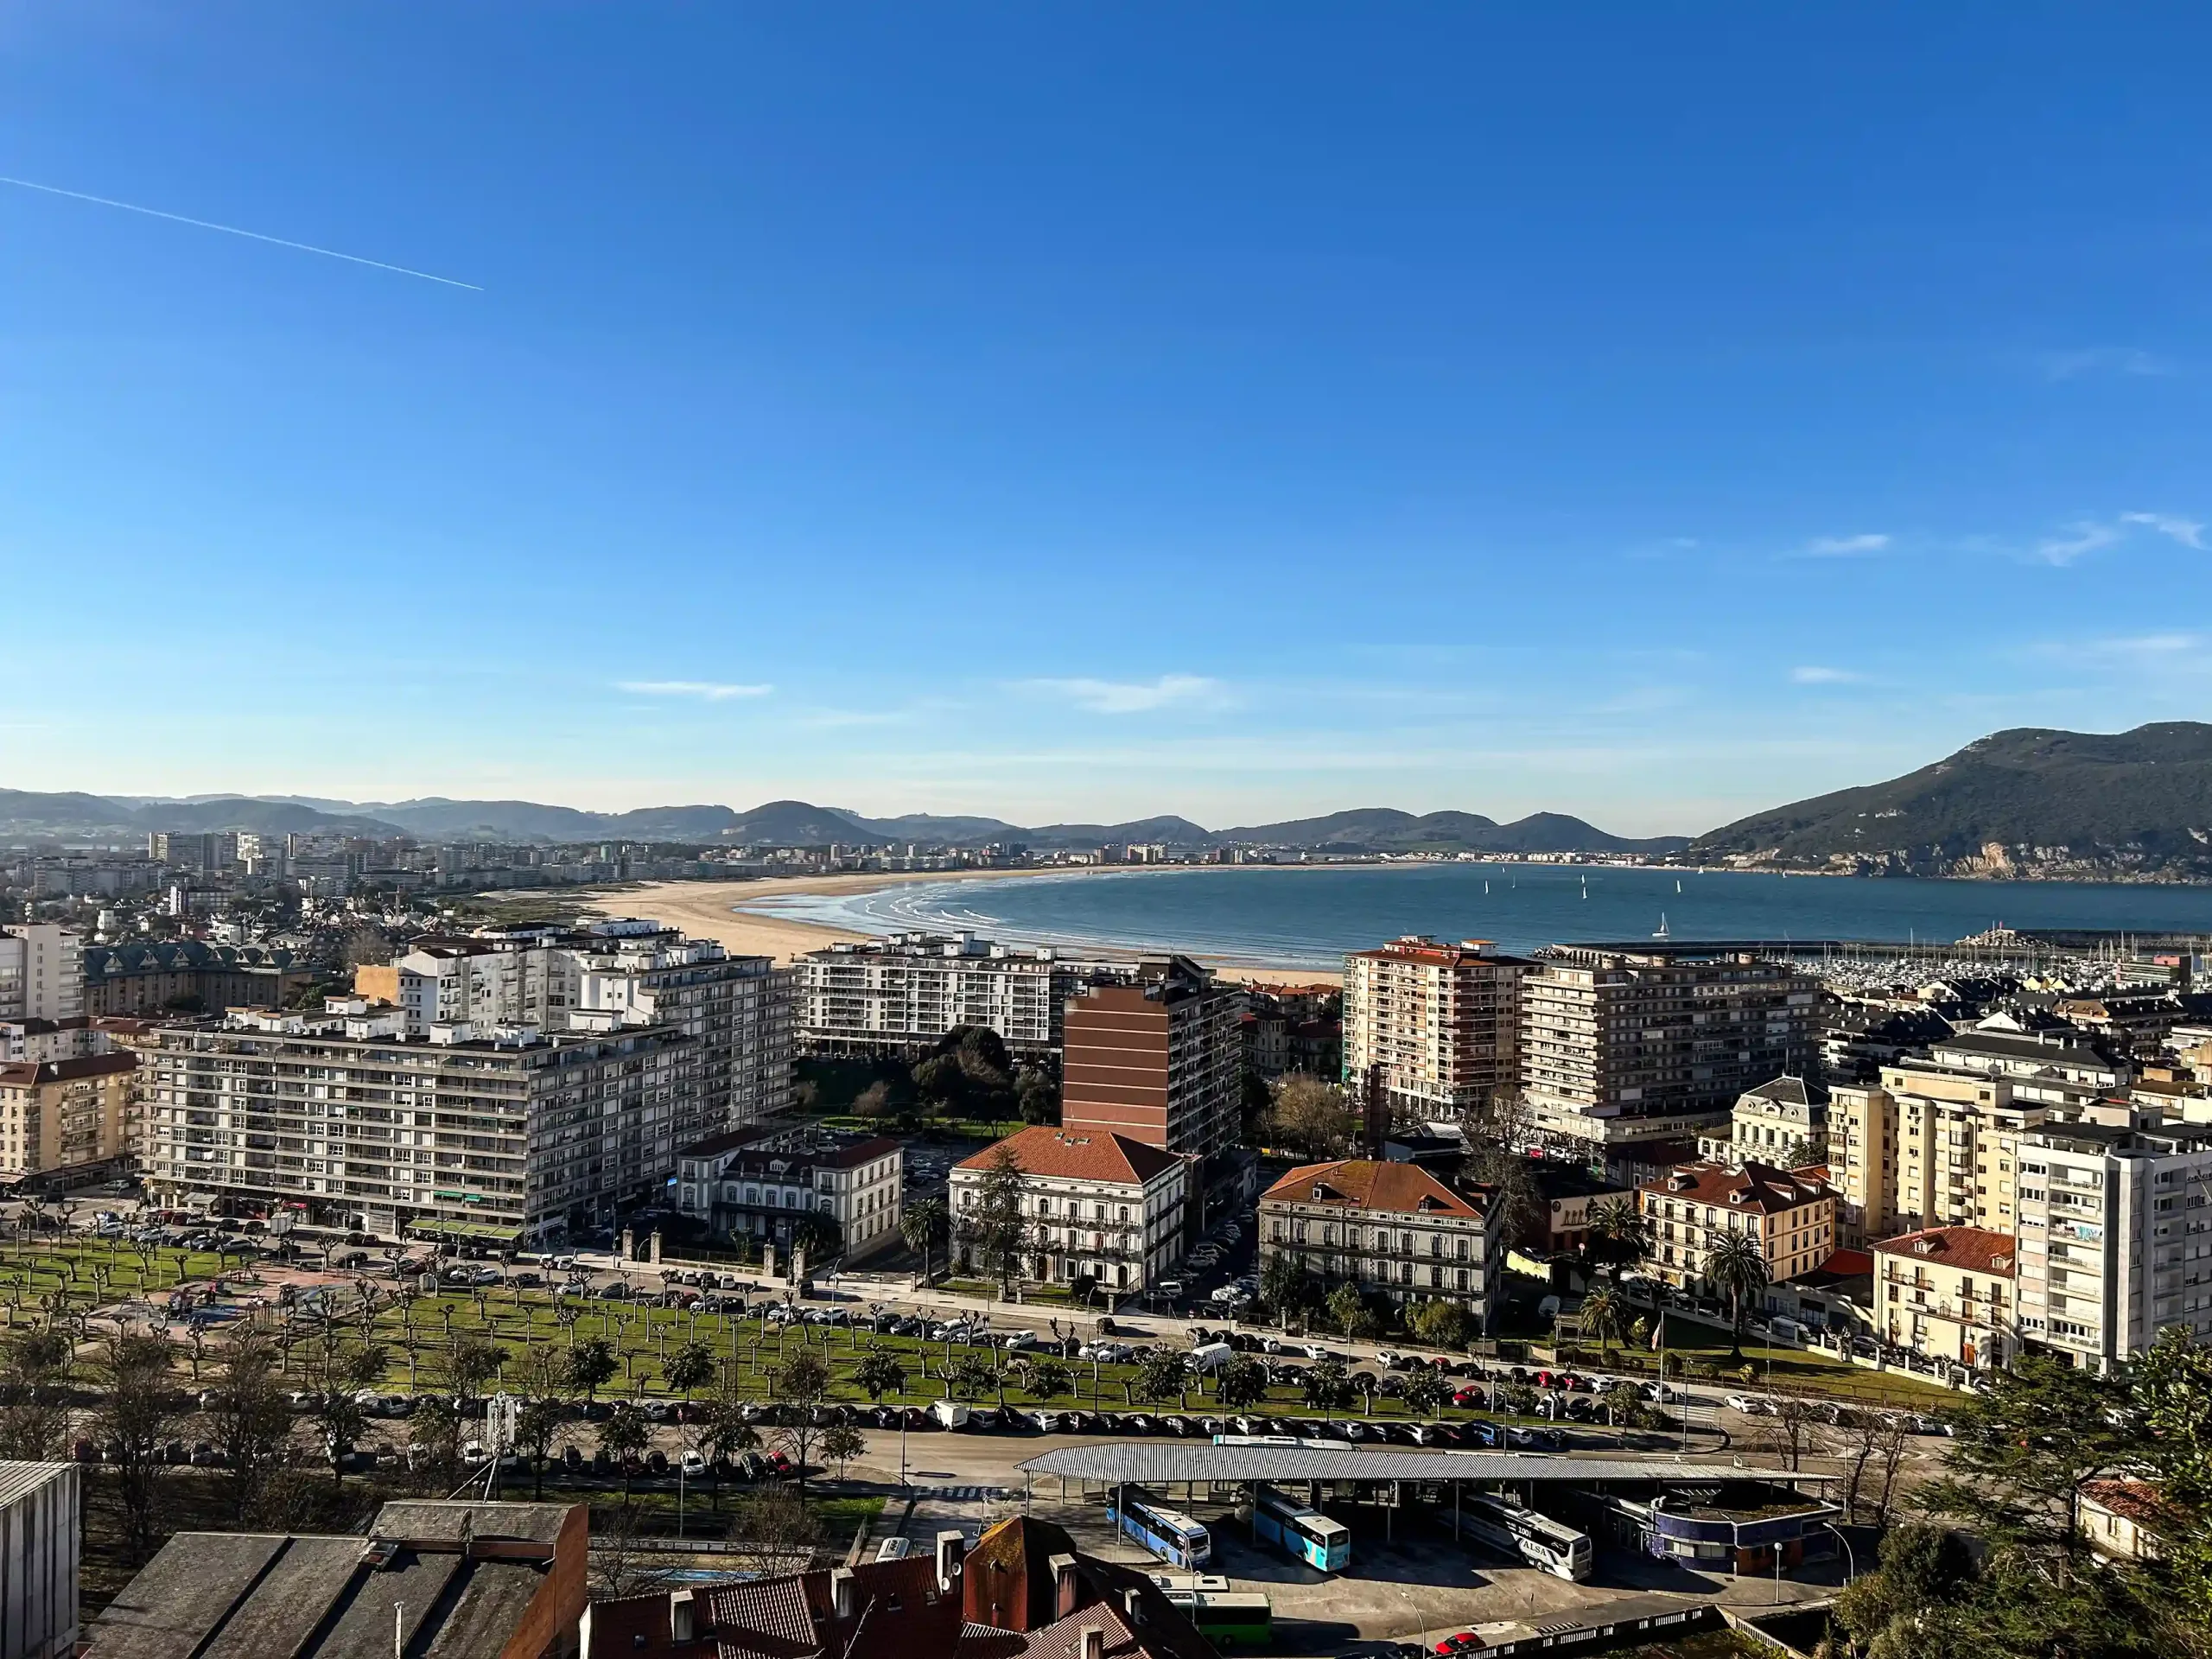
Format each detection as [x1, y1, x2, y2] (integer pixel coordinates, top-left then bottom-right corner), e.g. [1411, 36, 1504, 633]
[2034, 521, 2126, 565]
[2120, 511, 2207, 550]
[616, 680, 773, 701]
[1790, 665, 1864, 684]
[1021, 674, 1228, 714]
[2036, 346, 2174, 381]
[1799, 533, 1891, 557]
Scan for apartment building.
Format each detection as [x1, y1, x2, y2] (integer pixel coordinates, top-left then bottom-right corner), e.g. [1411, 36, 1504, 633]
[80, 940, 310, 1017]
[138, 1005, 698, 1243]
[1637, 1160, 1837, 1293]
[950, 1125, 1191, 1294]
[1697, 1076, 1827, 1166]
[797, 933, 1124, 1058]
[1929, 1026, 2132, 1091]
[1060, 957, 1241, 1160]
[145, 831, 238, 873]
[1829, 1059, 2044, 1245]
[1872, 1225, 2016, 1370]
[0, 1052, 137, 1185]
[0, 925, 84, 1023]
[2014, 1116, 2212, 1372]
[673, 1128, 904, 1262]
[1340, 936, 1535, 1118]
[1519, 946, 1821, 1147]
[383, 919, 792, 1136]
[1258, 1158, 1503, 1328]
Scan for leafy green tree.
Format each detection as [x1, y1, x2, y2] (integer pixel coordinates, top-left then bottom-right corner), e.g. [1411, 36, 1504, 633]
[437, 1332, 503, 1409]
[1919, 1351, 2137, 1556]
[854, 1348, 910, 1404]
[1401, 1368, 1451, 1419]
[942, 1353, 995, 1403]
[665, 1340, 716, 1400]
[2135, 1326, 2212, 1634]
[1583, 1197, 1652, 1281]
[788, 1212, 842, 1264]
[0, 1326, 73, 1460]
[695, 1379, 760, 1511]
[1269, 1076, 1356, 1160]
[1261, 1255, 1316, 1322]
[565, 1338, 619, 1402]
[1216, 1355, 1271, 1411]
[1406, 1298, 1470, 1350]
[1025, 1357, 1073, 1401]
[1134, 1348, 1190, 1410]
[1325, 1282, 1377, 1339]
[1301, 1357, 1351, 1414]
[1701, 1229, 1769, 1358]
[900, 1198, 950, 1281]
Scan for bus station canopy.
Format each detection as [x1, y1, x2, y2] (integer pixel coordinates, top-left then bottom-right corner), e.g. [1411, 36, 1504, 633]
[1020, 1444, 1834, 1486]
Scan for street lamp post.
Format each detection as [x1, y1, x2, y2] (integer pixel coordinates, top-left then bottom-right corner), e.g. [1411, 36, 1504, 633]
[1824, 1521, 1857, 1583]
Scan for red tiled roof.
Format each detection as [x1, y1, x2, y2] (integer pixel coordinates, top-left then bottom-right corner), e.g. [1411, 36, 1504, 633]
[702, 1574, 819, 1657]
[1262, 1160, 1484, 1219]
[1872, 1226, 2016, 1277]
[1637, 1160, 1831, 1216]
[956, 1128, 1183, 1185]
[2081, 1478, 2177, 1530]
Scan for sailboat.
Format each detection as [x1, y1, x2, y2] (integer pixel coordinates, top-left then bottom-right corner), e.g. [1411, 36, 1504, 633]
[1675, 879, 1682, 894]
[1653, 912, 1671, 939]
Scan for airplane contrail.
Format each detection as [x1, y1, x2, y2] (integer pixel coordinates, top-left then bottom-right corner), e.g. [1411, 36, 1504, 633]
[0, 174, 483, 291]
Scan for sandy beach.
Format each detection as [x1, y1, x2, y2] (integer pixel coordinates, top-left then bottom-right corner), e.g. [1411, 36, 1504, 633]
[588, 869, 1342, 987]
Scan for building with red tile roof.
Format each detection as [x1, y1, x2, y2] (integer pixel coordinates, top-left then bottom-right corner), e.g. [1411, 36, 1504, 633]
[1872, 1224, 2016, 1370]
[1637, 1160, 1836, 1292]
[1343, 936, 1536, 1119]
[951, 1128, 1192, 1296]
[1258, 1159, 1502, 1328]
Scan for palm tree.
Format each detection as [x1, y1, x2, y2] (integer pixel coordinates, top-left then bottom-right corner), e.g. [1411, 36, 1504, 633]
[1577, 1284, 1627, 1360]
[1703, 1229, 1770, 1361]
[1585, 1198, 1652, 1281]
[900, 1199, 949, 1282]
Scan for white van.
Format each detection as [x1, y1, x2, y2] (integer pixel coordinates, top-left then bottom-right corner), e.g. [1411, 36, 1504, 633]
[931, 1400, 972, 1428]
[1186, 1340, 1234, 1374]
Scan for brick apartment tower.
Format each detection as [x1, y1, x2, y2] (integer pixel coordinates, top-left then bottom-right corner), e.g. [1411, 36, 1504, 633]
[1059, 956, 1241, 1159]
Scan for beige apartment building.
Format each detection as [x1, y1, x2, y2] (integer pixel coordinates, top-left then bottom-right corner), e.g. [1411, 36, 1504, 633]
[1340, 936, 1534, 1118]
[1637, 1160, 1837, 1293]
[0, 1052, 137, 1184]
[1872, 1224, 2016, 1370]
[1829, 1059, 2044, 1244]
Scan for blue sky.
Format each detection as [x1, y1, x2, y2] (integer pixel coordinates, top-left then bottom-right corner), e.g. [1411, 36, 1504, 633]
[3, 6, 2209, 836]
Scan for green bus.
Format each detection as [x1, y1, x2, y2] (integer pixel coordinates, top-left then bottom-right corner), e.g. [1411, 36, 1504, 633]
[1163, 1589, 1273, 1649]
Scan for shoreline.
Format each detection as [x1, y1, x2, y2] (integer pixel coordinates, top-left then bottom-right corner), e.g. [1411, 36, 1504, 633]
[590, 867, 1345, 986]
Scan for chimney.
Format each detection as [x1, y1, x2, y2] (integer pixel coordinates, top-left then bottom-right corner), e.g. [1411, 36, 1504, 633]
[671, 1589, 696, 1643]
[936, 1529, 966, 1594]
[1049, 1553, 1079, 1619]
[830, 1568, 856, 1619]
[1078, 1627, 1106, 1659]
[1122, 1587, 1143, 1625]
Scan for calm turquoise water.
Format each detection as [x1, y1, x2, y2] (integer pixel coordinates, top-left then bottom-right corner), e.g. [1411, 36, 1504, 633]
[742, 862, 2212, 970]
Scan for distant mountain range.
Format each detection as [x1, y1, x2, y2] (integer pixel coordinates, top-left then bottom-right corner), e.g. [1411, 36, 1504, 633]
[0, 788, 1685, 856]
[1693, 722, 2212, 882]
[21, 721, 2212, 879]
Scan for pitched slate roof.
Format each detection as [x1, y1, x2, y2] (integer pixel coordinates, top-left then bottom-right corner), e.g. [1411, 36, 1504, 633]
[1262, 1159, 1484, 1218]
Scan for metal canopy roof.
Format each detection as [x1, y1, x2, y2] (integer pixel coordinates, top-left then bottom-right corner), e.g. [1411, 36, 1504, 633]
[1018, 1444, 1835, 1485]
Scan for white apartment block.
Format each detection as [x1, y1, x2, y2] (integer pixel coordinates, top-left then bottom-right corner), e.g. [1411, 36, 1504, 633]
[798, 932, 1120, 1057]
[0, 926, 84, 1023]
[1340, 936, 1533, 1117]
[950, 1126, 1192, 1294]
[138, 1004, 699, 1243]
[2014, 1116, 2212, 1372]
[1830, 1059, 2043, 1245]
[385, 918, 791, 1140]
[1258, 1158, 1503, 1330]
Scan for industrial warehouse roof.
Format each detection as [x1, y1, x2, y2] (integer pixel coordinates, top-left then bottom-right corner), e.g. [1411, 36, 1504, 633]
[1019, 1444, 1834, 1485]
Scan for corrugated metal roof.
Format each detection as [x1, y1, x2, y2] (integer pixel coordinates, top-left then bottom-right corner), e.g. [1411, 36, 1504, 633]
[0, 1459, 72, 1509]
[1018, 1444, 1834, 1485]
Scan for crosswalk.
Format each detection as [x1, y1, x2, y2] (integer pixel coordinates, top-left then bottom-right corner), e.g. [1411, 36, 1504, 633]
[911, 1484, 1019, 1503]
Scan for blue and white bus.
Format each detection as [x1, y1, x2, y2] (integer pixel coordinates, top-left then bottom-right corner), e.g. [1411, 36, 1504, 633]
[1107, 1487, 1213, 1569]
[1253, 1484, 1352, 1573]
[1459, 1492, 1592, 1581]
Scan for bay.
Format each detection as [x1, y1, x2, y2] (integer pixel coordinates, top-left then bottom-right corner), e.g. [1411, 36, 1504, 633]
[742, 862, 2212, 971]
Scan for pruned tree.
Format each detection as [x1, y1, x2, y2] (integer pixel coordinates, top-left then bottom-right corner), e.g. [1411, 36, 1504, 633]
[1269, 1077, 1357, 1160]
